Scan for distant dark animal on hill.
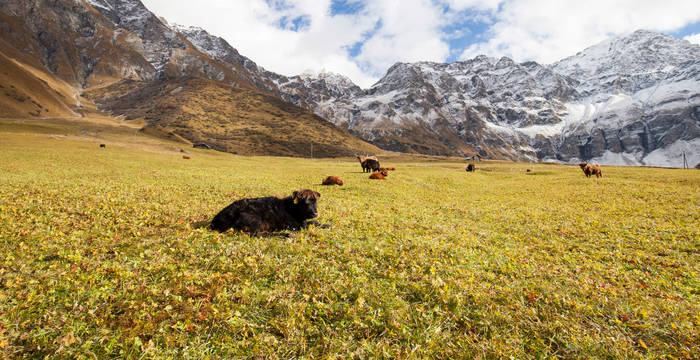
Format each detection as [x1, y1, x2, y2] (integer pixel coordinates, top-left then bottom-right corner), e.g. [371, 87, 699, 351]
[182, 155, 191, 160]
[322, 176, 344, 186]
[99, 144, 106, 148]
[579, 163, 602, 178]
[369, 169, 389, 179]
[466, 164, 475, 172]
[362, 159, 381, 173]
[357, 155, 378, 172]
[210, 189, 321, 234]
[526, 169, 531, 172]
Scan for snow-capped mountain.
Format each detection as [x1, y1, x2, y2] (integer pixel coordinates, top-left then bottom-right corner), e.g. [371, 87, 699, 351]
[274, 30, 699, 166]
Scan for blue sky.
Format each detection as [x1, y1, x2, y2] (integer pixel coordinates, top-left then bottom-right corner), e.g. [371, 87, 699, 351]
[142, 0, 700, 88]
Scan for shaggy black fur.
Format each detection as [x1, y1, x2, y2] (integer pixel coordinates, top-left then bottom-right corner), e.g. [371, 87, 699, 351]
[210, 189, 321, 234]
[466, 164, 475, 172]
[362, 159, 380, 173]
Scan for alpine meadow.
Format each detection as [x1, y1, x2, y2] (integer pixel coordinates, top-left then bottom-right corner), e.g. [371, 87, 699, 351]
[0, 121, 698, 358]
[2, 0, 700, 358]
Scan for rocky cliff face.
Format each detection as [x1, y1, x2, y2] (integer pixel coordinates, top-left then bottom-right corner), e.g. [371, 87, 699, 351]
[549, 30, 700, 166]
[0, 0, 272, 91]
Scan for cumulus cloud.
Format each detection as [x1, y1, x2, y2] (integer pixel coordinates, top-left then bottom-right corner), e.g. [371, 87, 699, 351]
[685, 33, 700, 45]
[141, 0, 700, 88]
[459, 0, 700, 64]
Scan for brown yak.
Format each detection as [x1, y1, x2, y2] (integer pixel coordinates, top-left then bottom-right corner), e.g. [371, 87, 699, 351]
[322, 176, 344, 186]
[579, 163, 602, 178]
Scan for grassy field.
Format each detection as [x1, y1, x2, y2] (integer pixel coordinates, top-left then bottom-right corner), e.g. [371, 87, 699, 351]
[0, 129, 698, 359]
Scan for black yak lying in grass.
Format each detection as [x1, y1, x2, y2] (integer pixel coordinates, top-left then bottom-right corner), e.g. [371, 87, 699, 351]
[210, 189, 321, 234]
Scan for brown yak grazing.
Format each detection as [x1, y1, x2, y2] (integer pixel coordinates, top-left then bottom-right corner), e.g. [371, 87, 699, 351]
[386, 167, 396, 171]
[182, 155, 191, 160]
[579, 163, 602, 178]
[369, 169, 389, 180]
[322, 176, 344, 186]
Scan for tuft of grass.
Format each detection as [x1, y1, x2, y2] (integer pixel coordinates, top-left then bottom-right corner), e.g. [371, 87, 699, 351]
[0, 132, 698, 359]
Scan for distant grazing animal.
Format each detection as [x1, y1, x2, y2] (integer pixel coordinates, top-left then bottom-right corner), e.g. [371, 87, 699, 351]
[466, 164, 475, 172]
[322, 176, 344, 186]
[357, 155, 378, 172]
[182, 155, 191, 160]
[526, 169, 531, 173]
[210, 189, 321, 234]
[362, 159, 381, 173]
[579, 163, 602, 178]
[387, 167, 396, 171]
[99, 144, 106, 148]
[369, 169, 389, 179]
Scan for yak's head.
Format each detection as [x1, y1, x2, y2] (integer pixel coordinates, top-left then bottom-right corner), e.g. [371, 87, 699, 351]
[292, 189, 321, 219]
[578, 162, 588, 169]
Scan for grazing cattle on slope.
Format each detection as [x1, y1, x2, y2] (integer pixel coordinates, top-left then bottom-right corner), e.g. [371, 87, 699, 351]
[466, 164, 475, 172]
[322, 176, 344, 186]
[579, 163, 602, 178]
[182, 155, 191, 159]
[210, 189, 321, 234]
[99, 144, 106, 148]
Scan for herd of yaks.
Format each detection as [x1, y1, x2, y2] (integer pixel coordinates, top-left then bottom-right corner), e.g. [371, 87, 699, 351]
[207, 154, 603, 235]
[318, 155, 603, 187]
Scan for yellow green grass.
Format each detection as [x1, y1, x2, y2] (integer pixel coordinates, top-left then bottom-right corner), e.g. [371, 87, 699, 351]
[0, 131, 698, 359]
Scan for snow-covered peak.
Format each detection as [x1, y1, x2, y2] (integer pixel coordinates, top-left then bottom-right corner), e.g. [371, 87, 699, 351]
[87, 0, 157, 36]
[551, 30, 700, 97]
[298, 69, 357, 88]
[171, 23, 231, 60]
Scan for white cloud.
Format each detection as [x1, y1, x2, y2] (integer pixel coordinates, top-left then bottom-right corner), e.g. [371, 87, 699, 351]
[140, 0, 700, 88]
[353, 0, 450, 75]
[459, 0, 700, 64]
[685, 33, 700, 45]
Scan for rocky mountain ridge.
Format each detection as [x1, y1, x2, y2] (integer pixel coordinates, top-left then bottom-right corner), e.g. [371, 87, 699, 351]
[269, 30, 699, 166]
[0, 0, 380, 157]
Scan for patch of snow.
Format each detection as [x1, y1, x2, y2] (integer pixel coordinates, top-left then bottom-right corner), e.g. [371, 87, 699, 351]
[485, 121, 517, 136]
[518, 122, 566, 137]
[85, 0, 114, 12]
[356, 90, 402, 106]
[642, 139, 700, 168]
[589, 151, 641, 166]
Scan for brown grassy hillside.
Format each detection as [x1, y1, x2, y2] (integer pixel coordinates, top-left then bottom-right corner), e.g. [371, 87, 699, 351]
[0, 47, 80, 118]
[85, 77, 381, 157]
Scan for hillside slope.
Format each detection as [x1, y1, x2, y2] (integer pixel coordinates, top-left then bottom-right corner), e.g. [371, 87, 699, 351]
[84, 77, 381, 157]
[0, 37, 87, 118]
